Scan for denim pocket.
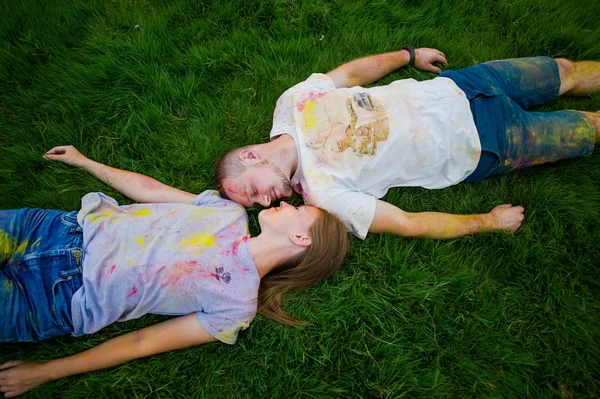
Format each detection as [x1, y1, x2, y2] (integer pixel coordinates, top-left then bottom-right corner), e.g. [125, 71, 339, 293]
[60, 211, 82, 231]
[51, 264, 82, 327]
[9, 249, 82, 340]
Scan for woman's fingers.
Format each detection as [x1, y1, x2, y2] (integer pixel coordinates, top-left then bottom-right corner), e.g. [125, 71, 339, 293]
[0, 361, 23, 371]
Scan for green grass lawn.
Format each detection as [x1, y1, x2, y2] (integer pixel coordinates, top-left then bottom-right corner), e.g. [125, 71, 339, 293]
[1, 0, 600, 397]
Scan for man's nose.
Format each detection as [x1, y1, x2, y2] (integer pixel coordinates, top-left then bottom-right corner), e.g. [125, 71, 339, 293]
[258, 195, 271, 207]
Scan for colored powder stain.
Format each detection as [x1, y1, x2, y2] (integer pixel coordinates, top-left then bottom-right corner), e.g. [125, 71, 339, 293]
[181, 233, 215, 248]
[286, 212, 293, 217]
[14, 240, 29, 256]
[141, 178, 161, 190]
[134, 236, 145, 248]
[191, 209, 216, 217]
[2, 279, 13, 299]
[87, 210, 117, 224]
[30, 237, 42, 250]
[0, 229, 30, 260]
[127, 285, 138, 298]
[108, 265, 117, 275]
[0, 229, 12, 262]
[131, 208, 152, 217]
[303, 100, 317, 130]
[231, 236, 249, 255]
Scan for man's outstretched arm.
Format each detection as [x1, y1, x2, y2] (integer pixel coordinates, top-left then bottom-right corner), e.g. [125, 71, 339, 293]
[326, 47, 447, 89]
[369, 200, 524, 239]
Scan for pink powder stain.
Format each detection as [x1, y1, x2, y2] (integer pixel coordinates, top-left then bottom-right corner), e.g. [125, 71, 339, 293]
[108, 265, 117, 275]
[231, 235, 249, 255]
[127, 285, 138, 298]
[141, 177, 161, 190]
[160, 260, 211, 292]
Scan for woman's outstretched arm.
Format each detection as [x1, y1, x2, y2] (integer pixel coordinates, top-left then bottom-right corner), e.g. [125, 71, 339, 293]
[0, 314, 216, 398]
[44, 145, 197, 204]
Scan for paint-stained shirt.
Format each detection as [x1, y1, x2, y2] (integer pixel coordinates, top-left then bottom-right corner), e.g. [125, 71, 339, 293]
[71, 191, 259, 344]
[270, 73, 481, 239]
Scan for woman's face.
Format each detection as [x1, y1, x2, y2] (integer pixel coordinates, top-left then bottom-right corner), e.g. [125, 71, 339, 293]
[258, 201, 320, 238]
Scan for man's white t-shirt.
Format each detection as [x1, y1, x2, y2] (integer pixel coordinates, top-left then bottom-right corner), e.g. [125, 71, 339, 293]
[270, 73, 481, 239]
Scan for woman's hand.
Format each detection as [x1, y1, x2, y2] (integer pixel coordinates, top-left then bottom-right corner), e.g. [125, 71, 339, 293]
[0, 360, 52, 398]
[414, 48, 448, 74]
[44, 145, 90, 168]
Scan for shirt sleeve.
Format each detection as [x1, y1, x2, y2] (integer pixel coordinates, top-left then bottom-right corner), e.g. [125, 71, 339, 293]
[195, 304, 256, 345]
[192, 190, 228, 207]
[270, 73, 336, 140]
[323, 191, 377, 240]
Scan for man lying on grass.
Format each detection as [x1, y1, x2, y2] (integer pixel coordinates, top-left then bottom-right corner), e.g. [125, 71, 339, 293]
[0, 145, 348, 398]
[215, 48, 600, 239]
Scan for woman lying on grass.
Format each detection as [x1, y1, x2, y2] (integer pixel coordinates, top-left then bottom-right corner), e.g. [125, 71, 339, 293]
[0, 145, 349, 398]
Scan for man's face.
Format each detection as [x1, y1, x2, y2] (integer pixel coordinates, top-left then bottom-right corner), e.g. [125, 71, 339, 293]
[222, 161, 293, 208]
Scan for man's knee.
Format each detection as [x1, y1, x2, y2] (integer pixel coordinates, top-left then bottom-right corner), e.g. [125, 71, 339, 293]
[555, 58, 576, 95]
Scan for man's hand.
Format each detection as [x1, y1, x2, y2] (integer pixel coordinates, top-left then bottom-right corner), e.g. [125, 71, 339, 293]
[327, 47, 448, 88]
[0, 360, 52, 398]
[44, 145, 89, 168]
[488, 204, 525, 233]
[370, 200, 525, 239]
[414, 48, 448, 74]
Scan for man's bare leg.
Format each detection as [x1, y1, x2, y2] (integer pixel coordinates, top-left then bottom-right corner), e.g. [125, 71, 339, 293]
[555, 58, 600, 96]
[554, 58, 600, 142]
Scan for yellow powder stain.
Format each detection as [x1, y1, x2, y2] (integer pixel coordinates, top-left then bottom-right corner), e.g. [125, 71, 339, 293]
[303, 100, 317, 131]
[87, 209, 118, 224]
[191, 209, 216, 217]
[181, 233, 215, 248]
[0, 229, 29, 262]
[3, 279, 13, 295]
[220, 322, 250, 341]
[286, 212, 293, 217]
[134, 236, 146, 249]
[30, 237, 42, 250]
[13, 240, 28, 256]
[131, 208, 152, 217]
[270, 216, 277, 222]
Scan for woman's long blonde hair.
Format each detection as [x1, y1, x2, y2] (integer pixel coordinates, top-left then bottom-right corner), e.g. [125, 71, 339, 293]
[257, 209, 349, 326]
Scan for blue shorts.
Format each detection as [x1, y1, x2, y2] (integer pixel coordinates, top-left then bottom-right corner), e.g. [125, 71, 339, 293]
[0, 209, 84, 342]
[441, 57, 596, 181]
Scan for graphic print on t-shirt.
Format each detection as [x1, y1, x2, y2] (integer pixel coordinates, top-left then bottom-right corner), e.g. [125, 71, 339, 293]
[302, 91, 389, 157]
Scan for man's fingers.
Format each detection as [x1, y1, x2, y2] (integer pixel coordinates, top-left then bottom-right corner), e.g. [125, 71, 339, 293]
[427, 65, 442, 74]
[437, 54, 448, 64]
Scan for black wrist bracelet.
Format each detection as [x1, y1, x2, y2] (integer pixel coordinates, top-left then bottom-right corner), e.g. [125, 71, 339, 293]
[402, 46, 415, 66]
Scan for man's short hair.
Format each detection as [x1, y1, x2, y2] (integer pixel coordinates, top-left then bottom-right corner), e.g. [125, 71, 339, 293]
[214, 145, 253, 199]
